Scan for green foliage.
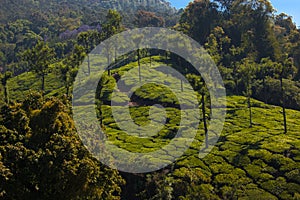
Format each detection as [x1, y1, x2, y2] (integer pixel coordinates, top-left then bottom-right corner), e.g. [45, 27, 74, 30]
[0, 71, 13, 103]
[7, 71, 64, 102]
[1, 0, 300, 199]
[102, 10, 123, 39]
[59, 44, 85, 96]
[22, 41, 56, 92]
[0, 95, 124, 199]
[179, 0, 220, 45]
[134, 10, 165, 27]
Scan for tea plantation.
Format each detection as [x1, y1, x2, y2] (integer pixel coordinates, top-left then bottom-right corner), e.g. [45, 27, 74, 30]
[5, 56, 300, 199]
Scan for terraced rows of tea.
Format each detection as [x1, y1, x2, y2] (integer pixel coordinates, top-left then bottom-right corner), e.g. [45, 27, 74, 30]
[73, 56, 300, 199]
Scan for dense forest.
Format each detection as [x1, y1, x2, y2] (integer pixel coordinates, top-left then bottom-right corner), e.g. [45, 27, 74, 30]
[0, 0, 300, 199]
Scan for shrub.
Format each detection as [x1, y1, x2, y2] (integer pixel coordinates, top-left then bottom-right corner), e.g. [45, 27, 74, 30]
[285, 169, 300, 184]
[248, 149, 273, 163]
[260, 177, 287, 197]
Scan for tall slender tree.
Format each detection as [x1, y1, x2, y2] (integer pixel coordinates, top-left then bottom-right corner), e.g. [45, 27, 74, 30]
[258, 57, 274, 103]
[22, 41, 56, 95]
[238, 58, 256, 127]
[0, 71, 12, 104]
[179, 0, 220, 45]
[77, 31, 97, 76]
[133, 34, 144, 82]
[102, 9, 123, 40]
[61, 45, 85, 96]
[275, 58, 296, 133]
[186, 74, 209, 149]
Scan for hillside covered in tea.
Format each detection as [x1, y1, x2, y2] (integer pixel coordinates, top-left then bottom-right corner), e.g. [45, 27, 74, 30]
[1, 0, 300, 199]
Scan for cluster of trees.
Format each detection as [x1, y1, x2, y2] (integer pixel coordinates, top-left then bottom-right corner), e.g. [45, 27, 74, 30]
[0, 0, 179, 102]
[1, 0, 299, 136]
[134, 10, 165, 28]
[0, 9, 124, 101]
[0, 93, 124, 199]
[176, 0, 300, 131]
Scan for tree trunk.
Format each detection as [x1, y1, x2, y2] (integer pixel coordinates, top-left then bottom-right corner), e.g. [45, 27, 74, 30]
[181, 80, 183, 92]
[263, 77, 267, 104]
[41, 74, 45, 95]
[235, 78, 239, 95]
[87, 54, 91, 75]
[4, 84, 9, 104]
[179, 59, 183, 92]
[107, 51, 111, 76]
[280, 78, 287, 134]
[248, 95, 252, 127]
[99, 103, 103, 126]
[165, 51, 168, 65]
[65, 74, 69, 96]
[201, 92, 208, 149]
[137, 49, 141, 82]
[66, 84, 69, 97]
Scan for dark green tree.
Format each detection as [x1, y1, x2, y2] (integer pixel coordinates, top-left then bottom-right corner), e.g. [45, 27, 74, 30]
[77, 31, 100, 76]
[61, 44, 85, 96]
[274, 58, 296, 133]
[0, 71, 13, 104]
[102, 9, 123, 40]
[238, 58, 256, 127]
[22, 41, 56, 94]
[258, 57, 275, 103]
[186, 74, 209, 149]
[205, 26, 231, 66]
[179, 0, 220, 45]
[0, 95, 125, 199]
[133, 34, 144, 82]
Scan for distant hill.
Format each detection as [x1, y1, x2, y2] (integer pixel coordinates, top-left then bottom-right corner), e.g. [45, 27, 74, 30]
[0, 0, 176, 24]
[99, 0, 175, 13]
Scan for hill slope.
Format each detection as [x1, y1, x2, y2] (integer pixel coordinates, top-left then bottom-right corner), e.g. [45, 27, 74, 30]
[0, 0, 176, 23]
[72, 56, 300, 199]
[2, 54, 300, 199]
